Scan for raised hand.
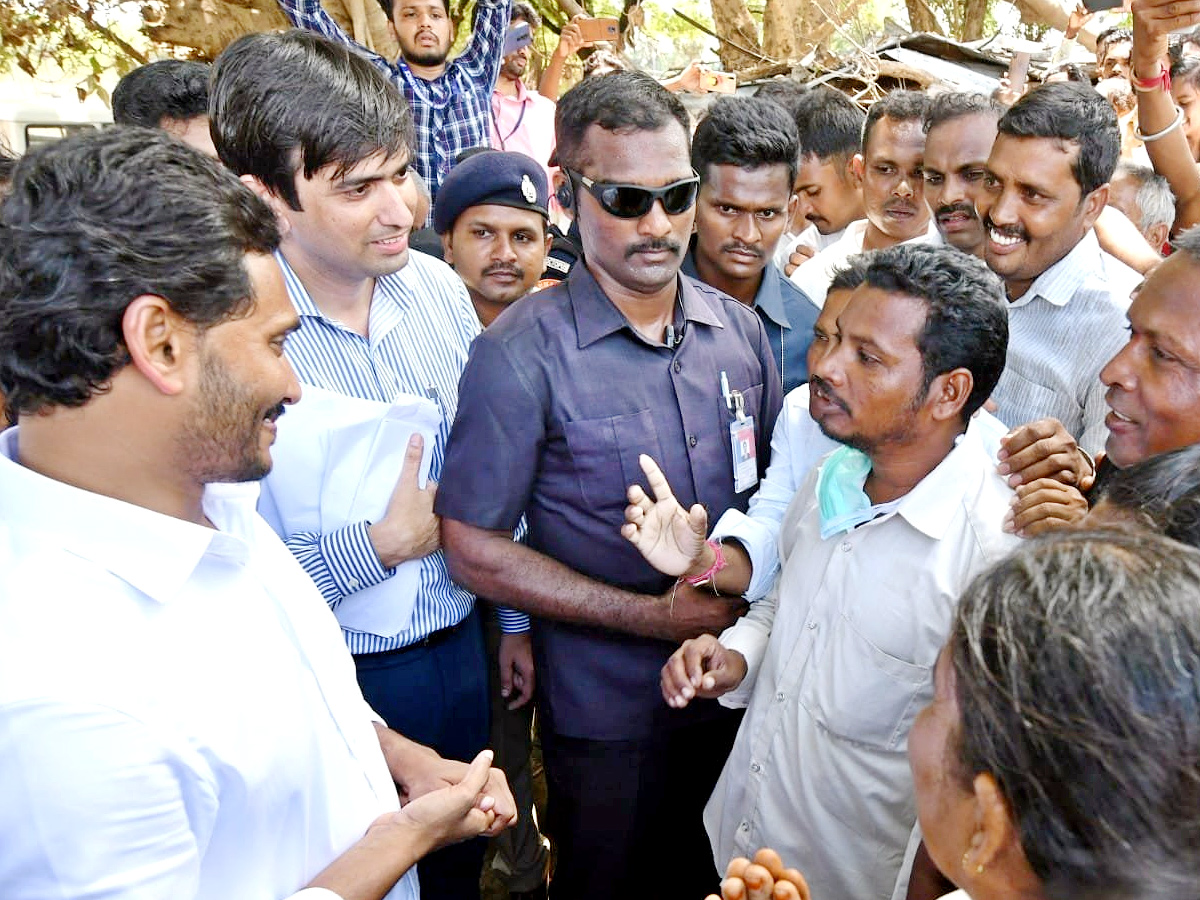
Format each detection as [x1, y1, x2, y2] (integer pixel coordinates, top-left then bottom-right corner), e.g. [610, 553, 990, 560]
[621, 453, 710, 577]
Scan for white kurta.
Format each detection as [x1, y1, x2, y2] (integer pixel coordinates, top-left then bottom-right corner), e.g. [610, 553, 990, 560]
[0, 428, 417, 900]
[706, 419, 1019, 900]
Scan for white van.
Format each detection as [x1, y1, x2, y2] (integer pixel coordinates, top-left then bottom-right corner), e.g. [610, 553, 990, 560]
[0, 92, 112, 155]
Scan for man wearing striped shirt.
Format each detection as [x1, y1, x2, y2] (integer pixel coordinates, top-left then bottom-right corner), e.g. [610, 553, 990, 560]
[210, 31, 527, 900]
[276, 0, 509, 210]
[978, 82, 1142, 454]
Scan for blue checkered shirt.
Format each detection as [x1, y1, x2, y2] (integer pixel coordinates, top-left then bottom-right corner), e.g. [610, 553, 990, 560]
[276, 0, 509, 208]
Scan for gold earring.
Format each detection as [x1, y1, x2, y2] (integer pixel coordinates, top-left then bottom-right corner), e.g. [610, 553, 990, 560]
[962, 852, 984, 876]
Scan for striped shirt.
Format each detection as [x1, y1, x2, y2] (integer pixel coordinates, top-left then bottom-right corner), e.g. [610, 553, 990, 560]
[990, 229, 1141, 454]
[276, 0, 509, 210]
[275, 250, 529, 654]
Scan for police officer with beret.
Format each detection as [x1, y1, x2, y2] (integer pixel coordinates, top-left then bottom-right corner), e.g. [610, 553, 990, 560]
[434, 150, 553, 327]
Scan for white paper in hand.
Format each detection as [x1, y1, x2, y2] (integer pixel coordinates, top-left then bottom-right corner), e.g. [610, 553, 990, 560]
[259, 383, 442, 638]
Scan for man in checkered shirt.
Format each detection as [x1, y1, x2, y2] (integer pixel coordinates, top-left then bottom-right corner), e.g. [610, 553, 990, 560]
[277, 0, 510, 213]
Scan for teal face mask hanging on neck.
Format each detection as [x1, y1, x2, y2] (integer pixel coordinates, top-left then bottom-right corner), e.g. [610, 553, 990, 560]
[815, 445, 875, 540]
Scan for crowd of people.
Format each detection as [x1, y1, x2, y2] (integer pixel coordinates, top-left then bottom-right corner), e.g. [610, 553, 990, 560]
[3, 0, 1200, 899]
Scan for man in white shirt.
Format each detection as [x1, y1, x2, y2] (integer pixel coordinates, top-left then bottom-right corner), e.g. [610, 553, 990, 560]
[626, 244, 1019, 900]
[978, 81, 1142, 454]
[0, 128, 513, 900]
[772, 86, 866, 272]
[790, 91, 940, 308]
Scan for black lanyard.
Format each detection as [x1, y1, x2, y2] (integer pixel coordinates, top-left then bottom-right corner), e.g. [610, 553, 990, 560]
[492, 97, 527, 150]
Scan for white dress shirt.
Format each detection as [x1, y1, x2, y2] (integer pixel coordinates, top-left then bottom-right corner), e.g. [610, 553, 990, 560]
[0, 429, 416, 900]
[772, 223, 847, 271]
[704, 417, 1019, 900]
[789, 219, 942, 309]
[710, 385, 1009, 602]
[990, 229, 1141, 454]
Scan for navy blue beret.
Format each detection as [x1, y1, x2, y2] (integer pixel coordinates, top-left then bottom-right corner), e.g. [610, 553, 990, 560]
[432, 150, 549, 234]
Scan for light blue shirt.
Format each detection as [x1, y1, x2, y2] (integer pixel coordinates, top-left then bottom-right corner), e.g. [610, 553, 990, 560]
[273, 250, 529, 653]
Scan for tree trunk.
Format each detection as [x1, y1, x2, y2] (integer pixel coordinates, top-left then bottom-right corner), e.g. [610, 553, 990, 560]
[709, 0, 763, 70]
[145, 0, 288, 59]
[904, 0, 943, 35]
[761, 0, 799, 62]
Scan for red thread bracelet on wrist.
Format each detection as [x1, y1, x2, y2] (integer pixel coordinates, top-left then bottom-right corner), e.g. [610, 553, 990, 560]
[1131, 63, 1171, 94]
[685, 540, 727, 587]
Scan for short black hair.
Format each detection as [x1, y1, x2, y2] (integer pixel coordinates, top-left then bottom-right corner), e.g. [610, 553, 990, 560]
[511, 1, 540, 28]
[998, 81, 1120, 195]
[1097, 25, 1133, 54]
[828, 254, 870, 295]
[923, 91, 1004, 134]
[555, 70, 691, 172]
[1046, 61, 1090, 84]
[754, 78, 810, 122]
[377, 0, 449, 19]
[951, 528, 1200, 898]
[691, 96, 799, 186]
[112, 59, 211, 128]
[0, 128, 279, 416]
[862, 90, 930, 154]
[791, 86, 865, 162]
[1171, 55, 1200, 92]
[0, 143, 17, 191]
[210, 30, 415, 211]
[862, 243, 1008, 422]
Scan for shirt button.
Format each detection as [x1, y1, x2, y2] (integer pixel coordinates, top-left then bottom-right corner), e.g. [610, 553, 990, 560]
[841, 541, 852, 552]
[776, 691, 785, 702]
[688, 434, 698, 447]
[750, 761, 762, 773]
[739, 821, 750, 832]
[348, 577, 362, 590]
[807, 621, 817, 630]
[673, 360, 682, 373]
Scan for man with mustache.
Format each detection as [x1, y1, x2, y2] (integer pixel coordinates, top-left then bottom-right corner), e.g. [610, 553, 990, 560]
[790, 90, 940, 309]
[436, 72, 782, 899]
[682, 96, 819, 393]
[276, 0, 509, 209]
[921, 92, 1003, 258]
[979, 82, 1142, 454]
[210, 32, 524, 900]
[434, 150, 552, 326]
[630, 244, 1017, 900]
[772, 87, 865, 273]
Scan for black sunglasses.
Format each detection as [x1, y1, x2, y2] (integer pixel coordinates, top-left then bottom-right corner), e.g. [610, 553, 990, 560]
[565, 168, 700, 219]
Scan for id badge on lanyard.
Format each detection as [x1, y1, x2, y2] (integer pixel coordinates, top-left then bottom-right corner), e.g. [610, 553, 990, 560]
[720, 371, 758, 494]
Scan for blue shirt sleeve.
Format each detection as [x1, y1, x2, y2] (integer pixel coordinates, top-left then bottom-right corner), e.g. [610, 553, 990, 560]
[436, 331, 543, 533]
[275, 0, 398, 77]
[451, 0, 510, 89]
[285, 521, 397, 609]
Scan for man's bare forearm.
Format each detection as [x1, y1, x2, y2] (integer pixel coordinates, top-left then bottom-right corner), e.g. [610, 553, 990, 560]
[305, 826, 426, 900]
[442, 519, 744, 642]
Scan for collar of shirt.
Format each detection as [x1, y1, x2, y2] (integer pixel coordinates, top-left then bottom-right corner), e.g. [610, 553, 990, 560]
[274, 250, 435, 352]
[681, 244, 793, 330]
[0, 427, 257, 604]
[884, 416, 999, 540]
[568, 262, 725, 348]
[493, 79, 533, 105]
[1011, 228, 1102, 309]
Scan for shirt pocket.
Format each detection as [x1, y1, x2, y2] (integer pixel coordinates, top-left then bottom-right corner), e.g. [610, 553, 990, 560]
[563, 409, 665, 513]
[801, 614, 930, 752]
